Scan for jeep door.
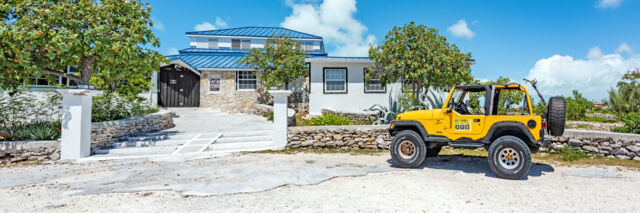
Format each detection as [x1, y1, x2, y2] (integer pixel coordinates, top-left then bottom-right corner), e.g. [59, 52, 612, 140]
[443, 89, 487, 139]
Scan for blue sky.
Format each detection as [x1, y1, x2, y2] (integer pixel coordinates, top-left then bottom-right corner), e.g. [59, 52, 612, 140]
[148, 0, 640, 101]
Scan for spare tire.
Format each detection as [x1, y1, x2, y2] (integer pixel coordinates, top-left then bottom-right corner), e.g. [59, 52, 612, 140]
[547, 97, 566, 136]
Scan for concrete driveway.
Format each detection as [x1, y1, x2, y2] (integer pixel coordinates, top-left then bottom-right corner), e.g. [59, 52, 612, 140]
[85, 108, 275, 161]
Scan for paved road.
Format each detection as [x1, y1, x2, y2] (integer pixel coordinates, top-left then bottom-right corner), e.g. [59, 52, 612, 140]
[1, 153, 639, 212]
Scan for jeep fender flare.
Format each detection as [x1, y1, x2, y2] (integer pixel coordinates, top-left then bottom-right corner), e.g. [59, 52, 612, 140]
[389, 120, 430, 141]
[484, 121, 538, 148]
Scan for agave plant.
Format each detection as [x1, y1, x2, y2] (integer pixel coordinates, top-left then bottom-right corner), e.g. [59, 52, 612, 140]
[367, 88, 405, 125]
[419, 88, 447, 109]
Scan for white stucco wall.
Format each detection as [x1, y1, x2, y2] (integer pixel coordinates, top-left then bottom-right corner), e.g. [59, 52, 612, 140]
[308, 60, 400, 116]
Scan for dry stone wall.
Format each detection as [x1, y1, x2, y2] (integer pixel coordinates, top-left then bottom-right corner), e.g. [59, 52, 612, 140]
[545, 129, 640, 160]
[288, 125, 391, 149]
[1, 110, 174, 164]
[321, 109, 377, 124]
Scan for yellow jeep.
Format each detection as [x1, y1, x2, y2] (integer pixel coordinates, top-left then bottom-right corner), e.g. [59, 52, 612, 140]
[388, 83, 566, 179]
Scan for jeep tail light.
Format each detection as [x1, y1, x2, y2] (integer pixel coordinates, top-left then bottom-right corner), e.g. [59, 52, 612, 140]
[541, 120, 547, 129]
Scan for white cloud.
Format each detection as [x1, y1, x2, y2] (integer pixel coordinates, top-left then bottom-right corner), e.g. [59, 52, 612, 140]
[526, 48, 640, 100]
[215, 17, 228, 28]
[166, 47, 179, 55]
[587, 46, 603, 59]
[615, 42, 633, 54]
[194, 17, 228, 31]
[447, 19, 475, 39]
[152, 18, 165, 31]
[280, 0, 375, 56]
[597, 0, 623, 9]
[194, 22, 216, 31]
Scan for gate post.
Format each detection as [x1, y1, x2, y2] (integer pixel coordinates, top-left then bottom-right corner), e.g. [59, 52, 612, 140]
[268, 90, 292, 149]
[57, 88, 101, 160]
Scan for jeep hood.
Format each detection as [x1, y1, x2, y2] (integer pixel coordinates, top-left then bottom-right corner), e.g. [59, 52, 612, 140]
[396, 109, 442, 120]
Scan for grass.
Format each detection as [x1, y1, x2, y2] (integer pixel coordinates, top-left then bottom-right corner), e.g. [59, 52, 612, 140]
[255, 147, 640, 169]
[581, 116, 619, 123]
[252, 147, 385, 155]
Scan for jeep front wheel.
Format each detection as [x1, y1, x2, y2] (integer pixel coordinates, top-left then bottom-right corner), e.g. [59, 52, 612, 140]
[488, 136, 532, 180]
[390, 130, 426, 168]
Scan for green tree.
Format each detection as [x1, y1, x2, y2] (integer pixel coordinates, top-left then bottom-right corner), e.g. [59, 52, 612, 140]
[565, 90, 593, 120]
[609, 68, 640, 114]
[239, 34, 308, 89]
[368, 21, 473, 104]
[468, 77, 523, 113]
[0, 0, 166, 99]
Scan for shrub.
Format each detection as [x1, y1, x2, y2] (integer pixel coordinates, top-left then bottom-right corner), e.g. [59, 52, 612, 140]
[92, 94, 158, 122]
[612, 113, 640, 134]
[565, 90, 593, 121]
[309, 113, 351, 126]
[582, 116, 618, 123]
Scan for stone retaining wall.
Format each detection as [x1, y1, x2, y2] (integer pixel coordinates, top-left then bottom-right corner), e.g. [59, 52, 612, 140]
[320, 109, 377, 125]
[288, 125, 391, 149]
[1, 110, 174, 164]
[288, 127, 640, 161]
[90, 110, 175, 149]
[546, 129, 640, 160]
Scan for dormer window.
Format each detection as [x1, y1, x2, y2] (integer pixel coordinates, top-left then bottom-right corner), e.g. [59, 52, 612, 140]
[302, 41, 314, 51]
[232, 39, 251, 49]
[208, 39, 218, 49]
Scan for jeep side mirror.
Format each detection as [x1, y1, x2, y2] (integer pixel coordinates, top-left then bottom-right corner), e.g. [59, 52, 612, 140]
[446, 109, 452, 114]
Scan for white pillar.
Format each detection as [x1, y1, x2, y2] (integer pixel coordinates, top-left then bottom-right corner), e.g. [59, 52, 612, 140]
[56, 89, 101, 160]
[268, 90, 292, 149]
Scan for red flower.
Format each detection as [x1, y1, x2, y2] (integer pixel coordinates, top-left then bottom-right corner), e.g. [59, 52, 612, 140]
[14, 58, 19, 62]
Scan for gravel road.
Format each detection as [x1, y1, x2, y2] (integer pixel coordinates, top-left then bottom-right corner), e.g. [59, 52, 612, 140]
[1, 153, 639, 212]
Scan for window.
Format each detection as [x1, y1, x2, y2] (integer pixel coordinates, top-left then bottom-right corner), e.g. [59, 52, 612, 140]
[299, 41, 314, 51]
[28, 66, 77, 88]
[232, 39, 251, 49]
[241, 40, 250, 49]
[236, 71, 257, 90]
[231, 39, 240, 49]
[207, 39, 218, 49]
[323, 68, 347, 93]
[209, 74, 221, 93]
[364, 68, 385, 93]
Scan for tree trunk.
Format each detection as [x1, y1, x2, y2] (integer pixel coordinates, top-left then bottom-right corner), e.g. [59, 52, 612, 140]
[78, 56, 97, 84]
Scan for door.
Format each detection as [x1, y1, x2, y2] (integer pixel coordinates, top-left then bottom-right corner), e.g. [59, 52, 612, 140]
[444, 90, 487, 139]
[159, 65, 200, 107]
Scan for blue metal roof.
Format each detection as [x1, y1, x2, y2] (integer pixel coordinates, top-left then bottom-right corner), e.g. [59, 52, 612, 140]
[307, 55, 370, 59]
[186, 27, 322, 39]
[178, 48, 327, 56]
[169, 54, 252, 70]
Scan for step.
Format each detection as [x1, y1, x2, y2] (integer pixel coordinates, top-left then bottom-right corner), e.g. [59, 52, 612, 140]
[215, 135, 273, 143]
[448, 142, 484, 149]
[93, 146, 176, 155]
[206, 140, 274, 152]
[110, 139, 187, 148]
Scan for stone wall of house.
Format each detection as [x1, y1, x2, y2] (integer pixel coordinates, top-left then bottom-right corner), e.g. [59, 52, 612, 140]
[1, 110, 175, 164]
[321, 109, 377, 124]
[288, 125, 391, 149]
[200, 71, 259, 113]
[545, 130, 640, 160]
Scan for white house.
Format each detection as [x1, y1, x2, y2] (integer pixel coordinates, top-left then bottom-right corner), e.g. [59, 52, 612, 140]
[161, 26, 396, 116]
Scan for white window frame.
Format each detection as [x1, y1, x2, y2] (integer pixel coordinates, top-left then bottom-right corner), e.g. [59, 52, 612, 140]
[364, 68, 385, 93]
[236, 71, 257, 91]
[208, 74, 222, 94]
[323, 68, 347, 94]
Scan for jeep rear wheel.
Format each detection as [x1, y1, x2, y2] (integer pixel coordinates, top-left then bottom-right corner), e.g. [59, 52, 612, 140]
[390, 130, 426, 168]
[547, 97, 566, 136]
[488, 136, 532, 180]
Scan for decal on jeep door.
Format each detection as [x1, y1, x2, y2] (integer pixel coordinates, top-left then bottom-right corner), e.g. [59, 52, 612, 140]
[454, 119, 472, 131]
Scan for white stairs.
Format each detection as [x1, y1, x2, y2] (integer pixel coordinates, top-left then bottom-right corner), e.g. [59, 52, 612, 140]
[89, 130, 274, 160]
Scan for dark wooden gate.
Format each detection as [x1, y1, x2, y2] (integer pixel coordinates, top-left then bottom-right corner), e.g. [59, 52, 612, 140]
[159, 65, 200, 107]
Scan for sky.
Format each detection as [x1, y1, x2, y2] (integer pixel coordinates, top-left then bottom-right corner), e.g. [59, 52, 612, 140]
[148, 0, 640, 101]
